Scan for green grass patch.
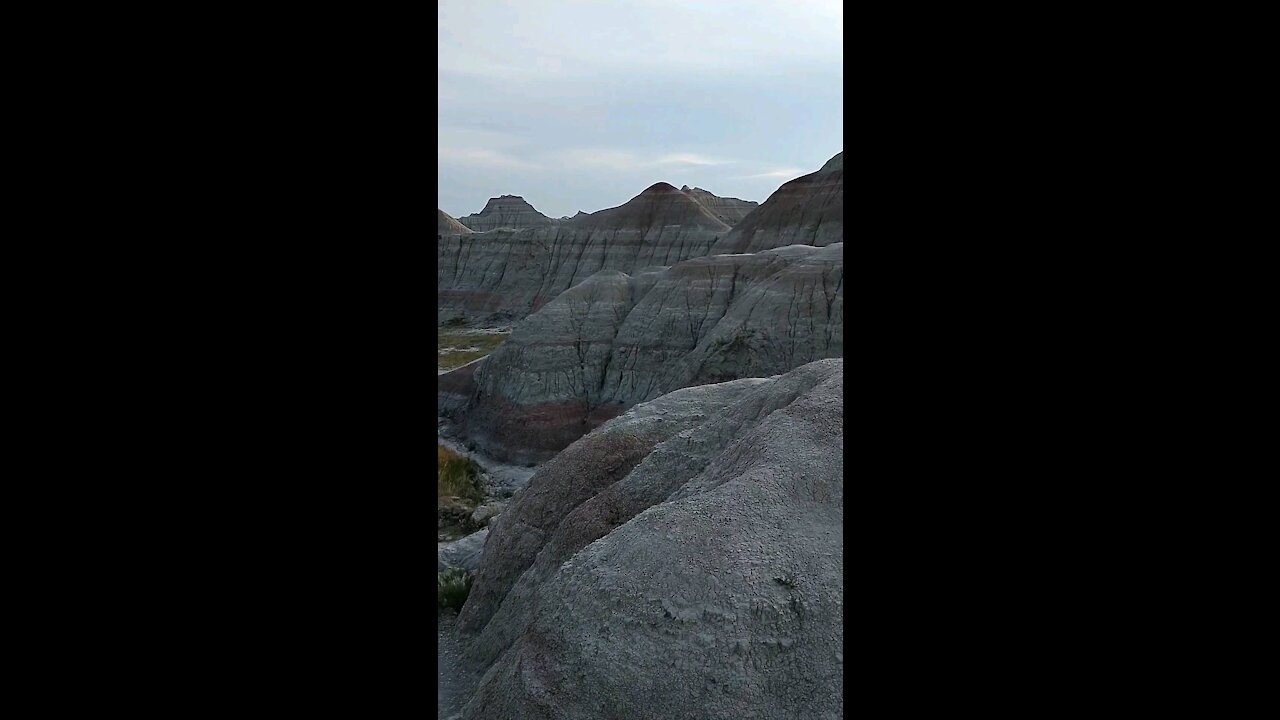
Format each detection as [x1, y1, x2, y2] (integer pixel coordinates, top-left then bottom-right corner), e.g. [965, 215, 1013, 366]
[438, 567, 473, 614]
[438, 329, 508, 372]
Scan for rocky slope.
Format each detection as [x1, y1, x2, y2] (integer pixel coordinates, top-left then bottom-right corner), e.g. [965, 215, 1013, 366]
[439, 242, 842, 463]
[439, 209, 474, 236]
[451, 359, 844, 720]
[457, 195, 557, 232]
[438, 183, 733, 324]
[683, 186, 758, 226]
[711, 152, 843, 255]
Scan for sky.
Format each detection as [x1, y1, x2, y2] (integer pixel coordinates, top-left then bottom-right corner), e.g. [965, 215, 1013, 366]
[438, 0, 843, 220]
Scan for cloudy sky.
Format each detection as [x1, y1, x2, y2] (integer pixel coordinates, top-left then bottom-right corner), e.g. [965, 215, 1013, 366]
[438, 0, 843, 219]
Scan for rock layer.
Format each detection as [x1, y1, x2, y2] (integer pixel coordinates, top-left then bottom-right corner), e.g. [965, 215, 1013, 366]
[440, 243, 843, 463]
[439, 159, 840, 327]
[438, 184, 732, 325]
[454, 359, 844, 720]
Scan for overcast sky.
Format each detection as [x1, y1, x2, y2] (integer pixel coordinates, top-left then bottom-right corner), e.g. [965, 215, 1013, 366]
[438, 0, 843, 219]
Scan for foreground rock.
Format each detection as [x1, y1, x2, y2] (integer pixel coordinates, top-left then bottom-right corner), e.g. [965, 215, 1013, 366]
[440, 242, 842, 463]
[438, 527, 489, 573]
[454, 359, 844, 720]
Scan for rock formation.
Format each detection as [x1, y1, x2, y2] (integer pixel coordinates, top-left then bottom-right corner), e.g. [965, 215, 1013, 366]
[711, 152, 843, 255]
[457, 195, 557, 232]
[438, 183, 732, 325]
[439, 242, 842, 463]
[682, 186, 759, 226]
[452, 359, 844, 720]
[439, 158, 840, 327]
[439, 209, 473, 236]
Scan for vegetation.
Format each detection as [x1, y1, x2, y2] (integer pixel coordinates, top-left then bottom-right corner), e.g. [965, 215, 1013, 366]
[438, 567, 473, 614]
[438, 329, 509, 372]
[438, 445, 484, 502]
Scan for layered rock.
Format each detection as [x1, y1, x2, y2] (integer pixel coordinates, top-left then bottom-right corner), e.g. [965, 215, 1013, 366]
[440, 242, 843, 463]
[439, 209, 473, 236]
[711, 151, 843, 254]
[457, 195, 556, 232]
[682, 186, 758, 226]
[438, 183, 732, 325]
[453, 359, 844, 720]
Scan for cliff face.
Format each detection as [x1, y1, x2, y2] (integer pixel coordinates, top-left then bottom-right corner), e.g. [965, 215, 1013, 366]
[438, 184, 732, 324]
[440, 242, 842, 463]
[454, 359, 844, 720]
[710, 152, 843, 255]
[457, 195, 556, 232]
[438, 209, 473, 236]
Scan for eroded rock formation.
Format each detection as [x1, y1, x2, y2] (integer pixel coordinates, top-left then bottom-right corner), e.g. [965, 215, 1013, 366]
[711, 152, 843, 254]
[453, 359, 844, 720]
[438, 183, 732, 324]
[457, 195, 557, 232]
[440, 243, 842, 463]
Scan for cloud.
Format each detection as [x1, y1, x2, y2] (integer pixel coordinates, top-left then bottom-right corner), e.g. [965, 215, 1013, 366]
[655, 153, 728, 167]
[739, 168, 806, 180]
[556, 149, 732, 171]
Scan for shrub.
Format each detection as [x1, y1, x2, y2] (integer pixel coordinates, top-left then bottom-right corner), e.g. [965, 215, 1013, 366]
[438, 567, 473, 614]
[438, 445, 484, 503]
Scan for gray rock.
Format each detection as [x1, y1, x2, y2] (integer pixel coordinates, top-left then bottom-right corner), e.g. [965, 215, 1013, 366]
[438, 183, 731, 326]
[441, 243, 842, 463]
[469, 502, 506, 527]
[438, 527, 489, 573]
[455, 359, 844, 720]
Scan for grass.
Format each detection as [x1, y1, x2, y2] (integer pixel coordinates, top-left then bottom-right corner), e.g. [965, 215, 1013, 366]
[438, 329, 509, 372]
[438, 445, 485, 502]
[438, 567, 473, 614]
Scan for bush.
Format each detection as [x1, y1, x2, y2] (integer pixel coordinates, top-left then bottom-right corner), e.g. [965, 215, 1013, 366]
[438, 567, 473, 614]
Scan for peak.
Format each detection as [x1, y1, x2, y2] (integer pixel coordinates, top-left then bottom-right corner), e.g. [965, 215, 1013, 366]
[641, 182, 679, 195]
[680, 185, 691, 192]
